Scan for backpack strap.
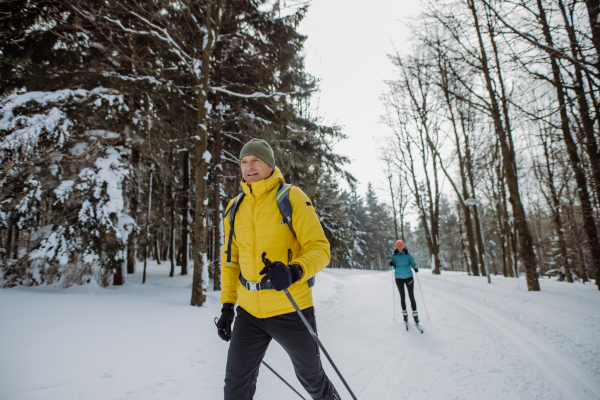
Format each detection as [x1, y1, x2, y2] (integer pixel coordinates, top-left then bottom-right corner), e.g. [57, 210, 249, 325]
[276, 183, 316, 288]
[224, 192, 245, 265]
[276, 183, 296, 238]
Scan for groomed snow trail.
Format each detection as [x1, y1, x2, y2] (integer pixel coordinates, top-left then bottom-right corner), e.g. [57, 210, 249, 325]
[306, 269, 600, 400]
[1, 264, 598, 400]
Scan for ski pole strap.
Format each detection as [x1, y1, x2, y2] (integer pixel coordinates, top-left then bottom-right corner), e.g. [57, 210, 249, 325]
[240, 273, 315, 291]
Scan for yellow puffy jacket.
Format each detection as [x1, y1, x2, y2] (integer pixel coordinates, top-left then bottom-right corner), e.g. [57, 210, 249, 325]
[220, 168, 330, 318]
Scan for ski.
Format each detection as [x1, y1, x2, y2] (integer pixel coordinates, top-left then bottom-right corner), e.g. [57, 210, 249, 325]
[414, 323, 423, 334]
[404, 321, 409, 331]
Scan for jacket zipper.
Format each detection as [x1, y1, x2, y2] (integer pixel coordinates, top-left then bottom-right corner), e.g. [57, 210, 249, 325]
[252, 193, 263, 318]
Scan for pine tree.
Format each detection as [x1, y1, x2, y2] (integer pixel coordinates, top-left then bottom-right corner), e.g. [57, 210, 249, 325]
[363, 183, 393, 270]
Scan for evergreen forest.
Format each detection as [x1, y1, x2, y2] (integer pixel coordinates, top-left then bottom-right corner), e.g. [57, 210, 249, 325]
[2, 0, 600, 299]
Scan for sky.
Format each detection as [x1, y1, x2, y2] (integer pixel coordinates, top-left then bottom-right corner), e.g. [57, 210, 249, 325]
[298, 0, 422, 200]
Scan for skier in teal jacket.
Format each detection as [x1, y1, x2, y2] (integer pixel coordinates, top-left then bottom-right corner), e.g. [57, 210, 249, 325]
[389, 240, 419, 322]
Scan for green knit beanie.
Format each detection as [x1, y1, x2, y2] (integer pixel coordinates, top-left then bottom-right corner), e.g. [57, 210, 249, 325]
[239, 138, 275, 168]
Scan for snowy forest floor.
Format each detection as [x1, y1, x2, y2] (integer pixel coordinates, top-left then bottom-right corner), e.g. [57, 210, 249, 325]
[1, 262, 599, 400]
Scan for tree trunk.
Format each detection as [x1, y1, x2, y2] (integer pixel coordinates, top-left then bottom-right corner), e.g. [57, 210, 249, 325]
[558, 0, 600, 205]
[472, 203, 487, 276]
[536, 0, 600, 289]
[388, 170, 399, 242]
[500, 170, 515, 277]
[468, 0, 539, 290]
[437, 60, 480, 276]
[399, 176, 406, 243]
[191, 0, 224, 307]
[540, 135, 573, 282]
[181, 149, 189, 276]
[564, 187, 588, 282]
[492, 143, 509, 277]
[5, 220, 13, 262]
[457, 203, 471, 275]
[12, 228, 19, 259]
[169, 234, 175, 277]
[431, 157, 441, 275]
[495, 200, 508, 277]
[167, 148, 175, 278]
[154, 235, 161, 264]
[143, 169, 153, 284]
[127, 147, 139, 275]
[465, 139, 485, 276]
[212, 46, 224, 291]
[486, 13, 515, 278]
[584, 0, 600, 64]
[461, 185, 480, 276]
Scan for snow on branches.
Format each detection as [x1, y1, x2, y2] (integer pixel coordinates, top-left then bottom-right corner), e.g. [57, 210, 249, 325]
[0, 86, 137, 288]
[26, 147, 137, 287]
[0, 87, 127, 169]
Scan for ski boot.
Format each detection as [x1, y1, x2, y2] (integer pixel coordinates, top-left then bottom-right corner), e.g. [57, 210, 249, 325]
[402, 310, 408, 322]
[413, 310, 419, 323]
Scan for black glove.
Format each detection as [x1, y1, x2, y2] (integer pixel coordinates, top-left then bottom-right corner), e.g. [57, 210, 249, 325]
[215, 303, 235, 342]
[389, 261, 394, 267]
[259, 252, 302, 291]
[414, 268, 419, 273]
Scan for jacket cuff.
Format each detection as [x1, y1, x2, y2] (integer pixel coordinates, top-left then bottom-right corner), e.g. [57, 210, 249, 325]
[288, 264, 302, 283]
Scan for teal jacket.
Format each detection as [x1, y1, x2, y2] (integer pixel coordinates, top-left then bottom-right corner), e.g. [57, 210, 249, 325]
[389, 250, 417, 279]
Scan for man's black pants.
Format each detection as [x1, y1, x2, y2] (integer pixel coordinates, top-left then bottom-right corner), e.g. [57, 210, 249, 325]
[395, 277, 417, 311]
[224, 306, 340, 400]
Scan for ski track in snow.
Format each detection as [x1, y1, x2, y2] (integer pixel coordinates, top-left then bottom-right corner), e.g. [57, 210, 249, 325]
[1, 263, 599, 400]
[432, 289, 600, 400]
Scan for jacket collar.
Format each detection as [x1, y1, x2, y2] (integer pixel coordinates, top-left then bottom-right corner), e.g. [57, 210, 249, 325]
[240, 167, 285, 198]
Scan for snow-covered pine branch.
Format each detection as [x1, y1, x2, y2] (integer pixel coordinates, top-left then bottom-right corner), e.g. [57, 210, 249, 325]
[210, 86, 310, 99]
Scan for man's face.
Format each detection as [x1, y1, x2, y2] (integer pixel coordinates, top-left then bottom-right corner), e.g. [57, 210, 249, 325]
[240, 155, 274, 184]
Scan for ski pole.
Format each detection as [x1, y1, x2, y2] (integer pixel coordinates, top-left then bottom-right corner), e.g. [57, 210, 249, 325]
[283, 288, 359, 400]
[261, 360, 307, 400]
[261, 252, 359, 400]
[392, 270, 396, 321]
[415, 273, 429, 320]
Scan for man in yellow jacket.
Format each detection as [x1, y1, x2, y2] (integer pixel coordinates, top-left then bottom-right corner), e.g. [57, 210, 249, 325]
[216, 138, 340, 400]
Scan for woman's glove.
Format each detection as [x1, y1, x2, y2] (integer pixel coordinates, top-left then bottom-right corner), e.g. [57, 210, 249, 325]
[216, 303, 235, 342]
[389, 260, 394, 267]
[414, 268, 419, 273]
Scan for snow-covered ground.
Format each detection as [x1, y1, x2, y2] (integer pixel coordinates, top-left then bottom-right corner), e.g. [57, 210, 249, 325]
[1, 262, 599, 400]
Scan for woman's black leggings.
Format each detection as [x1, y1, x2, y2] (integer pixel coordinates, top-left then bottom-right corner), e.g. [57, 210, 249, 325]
[395, 277, 417, 311]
